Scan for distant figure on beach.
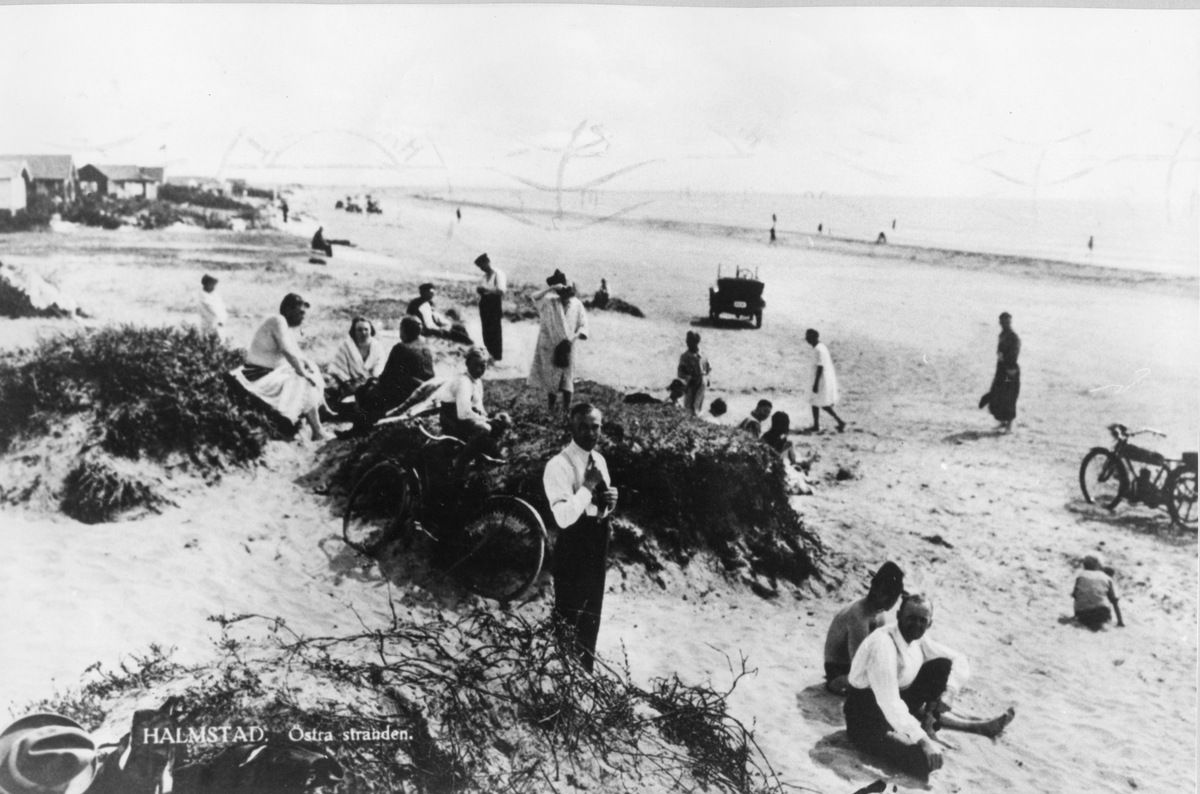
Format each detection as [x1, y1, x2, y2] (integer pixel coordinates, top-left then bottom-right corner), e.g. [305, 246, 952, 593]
[544, 403, 619, 672]
[738, 399, 773, 437]
[456, 208, 462, 221]
[311, 227, 333, 257]
[592, 278, 610, 310]
[1072, 555, 1124, 630]
[528, 270, 589, 416]
[230, 293, 329, 441]
[875, 232, 887, 244]
[892, 219, 896, 230]
[407, 283, 473, 345]
[344, 315, 434, 436]
[818, 223, 823, 234]
[1088, 235, 1094, 250]
[325, 316, 385, 411]
[844, 594, 1016, 779]
[198, 274, 227, 340]
[279, 198, 289, 223]
[977, 312, 1021, 433]
[677, 330, 711, 417]
[806, 329, 846, 433]
[770, 224, 776, 243]
[823, 561, 905, 695]
[474, 253, 506, 361]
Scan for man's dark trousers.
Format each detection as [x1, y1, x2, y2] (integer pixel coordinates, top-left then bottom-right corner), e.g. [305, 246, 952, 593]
[552, 514, 610, 672]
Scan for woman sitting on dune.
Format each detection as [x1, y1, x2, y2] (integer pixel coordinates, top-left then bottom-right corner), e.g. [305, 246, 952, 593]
[761, 411, 812, 495]
[230, 293, 329, 441]
[325, 316, 385, 411]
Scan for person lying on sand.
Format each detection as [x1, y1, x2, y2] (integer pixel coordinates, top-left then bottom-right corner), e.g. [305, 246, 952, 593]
[823, 561, 905, 695]
[341, 315, 435, 437]
[738, 399, 773, 437]
[229, 293, 330, 442]
[844, 594, 1016, 778]
[407, 283, 474, 345]
[1072, 554, 1124, 630]
[621, 378, 686, 407]
[324, 316, 385, 412]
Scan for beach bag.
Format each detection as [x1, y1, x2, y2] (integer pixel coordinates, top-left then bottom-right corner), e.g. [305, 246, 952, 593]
[553, 339, 572, 368]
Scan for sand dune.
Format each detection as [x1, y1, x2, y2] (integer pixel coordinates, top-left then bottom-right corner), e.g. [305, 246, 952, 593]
[0, 190, 1195, 791]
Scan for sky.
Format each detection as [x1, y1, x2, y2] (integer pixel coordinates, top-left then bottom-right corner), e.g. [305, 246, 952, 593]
[1, 5, 1198, 206]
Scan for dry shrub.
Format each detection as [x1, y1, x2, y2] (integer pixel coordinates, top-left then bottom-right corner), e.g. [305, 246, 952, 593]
[340, 379, 822, 590]
[60, 451, 170, 524]
[0, 325, 290, 520]
[37, 610, 788, 794]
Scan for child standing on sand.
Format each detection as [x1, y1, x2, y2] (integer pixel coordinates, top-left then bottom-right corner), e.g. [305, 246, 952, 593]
[677, 330, 711, 417]
[1072, 555, 1124, 630]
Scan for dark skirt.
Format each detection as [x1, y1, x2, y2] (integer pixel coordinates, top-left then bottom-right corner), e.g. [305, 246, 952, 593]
[988, 363, 1020, 421]
[479, 293, 503, 361]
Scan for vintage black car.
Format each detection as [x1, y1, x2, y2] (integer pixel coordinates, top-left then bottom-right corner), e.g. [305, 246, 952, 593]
[708, 265, 765, 328]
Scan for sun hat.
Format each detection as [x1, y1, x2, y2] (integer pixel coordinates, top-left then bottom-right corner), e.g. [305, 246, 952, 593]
[546, 269, 567, 287]
[474, 253, 490, 267]
[0, 714, 97, 794]
[200, 274, 218, 285]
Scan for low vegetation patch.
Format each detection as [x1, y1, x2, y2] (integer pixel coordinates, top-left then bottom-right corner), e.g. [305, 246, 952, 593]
[341, 379, 823, 591]
[0, 325, 289, 521]
[33, 609, 788, 794]
[0, 195, 58, 232]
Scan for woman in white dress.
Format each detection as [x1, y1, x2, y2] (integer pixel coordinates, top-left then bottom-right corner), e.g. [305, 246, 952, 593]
[325, 316, 385, 409]
[231, 293, 329, 441]
[806, 328, 846, 433]
[528, 272, 589, 416]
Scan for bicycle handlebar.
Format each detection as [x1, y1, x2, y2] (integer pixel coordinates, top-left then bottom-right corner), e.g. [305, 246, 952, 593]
[1108, 423, 1167, 440]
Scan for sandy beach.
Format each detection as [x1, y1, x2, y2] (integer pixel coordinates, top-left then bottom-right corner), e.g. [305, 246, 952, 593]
[0, 190, 1196, 793]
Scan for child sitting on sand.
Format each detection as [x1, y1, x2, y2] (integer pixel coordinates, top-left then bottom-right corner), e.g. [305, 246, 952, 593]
[1072, 555, 1124, 630]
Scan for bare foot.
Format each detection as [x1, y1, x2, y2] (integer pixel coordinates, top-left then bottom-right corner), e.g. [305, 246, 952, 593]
[979, 707, 1016, 738]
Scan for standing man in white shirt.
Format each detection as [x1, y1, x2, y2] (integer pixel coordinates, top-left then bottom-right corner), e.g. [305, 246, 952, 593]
[198, 274, 228, 340]
[543, 403, 619, 671]
[474, 253, 506, 361]
[845, 594, 1015, 778]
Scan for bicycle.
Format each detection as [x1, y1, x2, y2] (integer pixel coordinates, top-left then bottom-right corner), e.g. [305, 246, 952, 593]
[1079, 423, 1197, 529]
[343, 423, 548, 603]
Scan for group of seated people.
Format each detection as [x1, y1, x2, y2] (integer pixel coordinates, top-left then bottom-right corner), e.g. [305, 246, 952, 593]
[823, 562, 1016, 778]
[229, 291, 504, 450]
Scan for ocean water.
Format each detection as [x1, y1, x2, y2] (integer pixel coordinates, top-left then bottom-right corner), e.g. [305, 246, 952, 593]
[383, 188, 1198, 278]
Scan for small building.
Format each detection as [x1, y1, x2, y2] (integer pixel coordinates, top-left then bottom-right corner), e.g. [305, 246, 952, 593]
[0, 159, 31, 214]
[79, 165, 164, 200]
[166, 176, 231, 196]
[0, 155, 77, 203]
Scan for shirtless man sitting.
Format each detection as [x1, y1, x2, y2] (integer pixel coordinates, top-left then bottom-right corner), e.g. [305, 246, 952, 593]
[824, 561, 905, 695]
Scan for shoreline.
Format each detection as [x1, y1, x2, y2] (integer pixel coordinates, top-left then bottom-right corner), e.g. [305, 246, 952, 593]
[409, 193, 1198, 296]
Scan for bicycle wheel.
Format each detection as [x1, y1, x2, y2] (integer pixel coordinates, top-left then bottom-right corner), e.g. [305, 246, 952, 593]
[1079, 448, 1126, 510]
[1166, 468, 1197, 529]
[343, 462, 415, 556]
[451, 496, 547, 603]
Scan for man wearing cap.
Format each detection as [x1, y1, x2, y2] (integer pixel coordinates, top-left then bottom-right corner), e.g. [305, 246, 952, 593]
[544, 402, 619, 671]
[528, 271, 589, 416]
[474, 253, 506, 361]
[845, 594, 1015, 778]
[823, 561, 905, 695]
[0, 713, 97, 794]
[230, 293, 329, 441]
[198, 274, 227, 340]
[407, 283, 473, 345]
